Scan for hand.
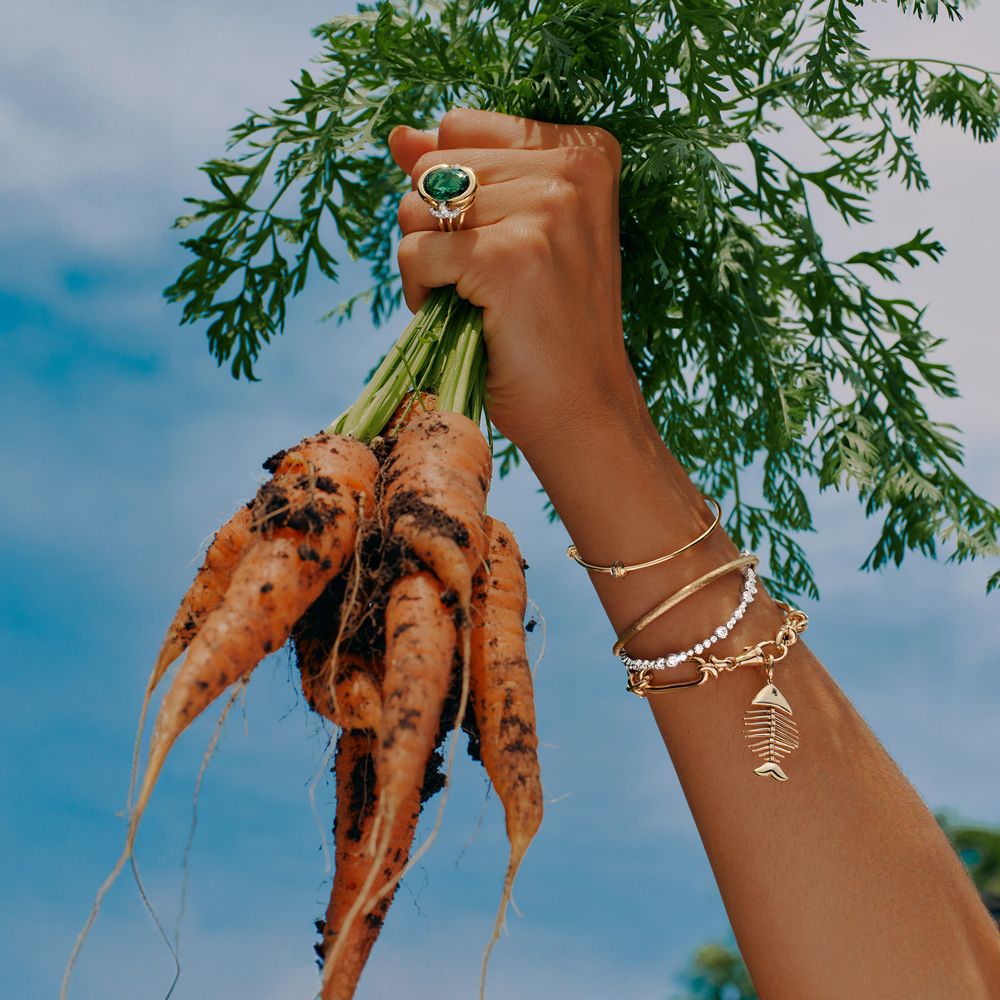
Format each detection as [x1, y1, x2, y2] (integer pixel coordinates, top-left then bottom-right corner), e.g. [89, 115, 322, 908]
[388, 107, 636, 453]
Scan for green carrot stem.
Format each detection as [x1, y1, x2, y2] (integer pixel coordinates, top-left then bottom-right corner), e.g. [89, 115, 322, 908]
[327, 285, 487, 442]
[438, 303, 484, 420]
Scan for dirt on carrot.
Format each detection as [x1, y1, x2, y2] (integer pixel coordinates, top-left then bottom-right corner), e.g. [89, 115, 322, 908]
[381, 410, 492, 620]
[70, 401, 546, 1000]
[370, 570, 458, 848]
[318, 727, 422, 1000]
[133, 432, 379, 829]
[470, 515, 544, 997]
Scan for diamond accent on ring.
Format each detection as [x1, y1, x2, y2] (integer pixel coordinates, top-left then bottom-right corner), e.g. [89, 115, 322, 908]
[429, 203, 463, 220]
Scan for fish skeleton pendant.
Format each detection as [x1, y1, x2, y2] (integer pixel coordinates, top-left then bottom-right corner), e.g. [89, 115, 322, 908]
[743, 671, 799, 781]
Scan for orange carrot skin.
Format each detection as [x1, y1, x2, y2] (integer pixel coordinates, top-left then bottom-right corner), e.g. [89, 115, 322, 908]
[470, 517, 543, 856]
[320, 728, 421, 1000]
[381, 411, 491, 614]
[147, 433, 378, 757]
[382, 389, 437, 437]
[152, 503, 254, 687]
[376, 570, 457, 832]
[300, 649, 383, 732]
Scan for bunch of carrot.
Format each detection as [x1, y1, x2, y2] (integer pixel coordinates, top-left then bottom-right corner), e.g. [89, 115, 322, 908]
[64, 288, 544, 1000]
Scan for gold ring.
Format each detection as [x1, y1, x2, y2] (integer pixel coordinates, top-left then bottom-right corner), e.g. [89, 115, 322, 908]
[416, 164, 479, 232]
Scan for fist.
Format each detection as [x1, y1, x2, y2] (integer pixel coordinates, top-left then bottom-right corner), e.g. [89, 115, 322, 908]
[388, 107, 633, 452]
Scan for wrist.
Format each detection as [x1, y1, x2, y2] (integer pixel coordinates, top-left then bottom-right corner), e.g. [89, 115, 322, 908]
[515, 352, 654, 466]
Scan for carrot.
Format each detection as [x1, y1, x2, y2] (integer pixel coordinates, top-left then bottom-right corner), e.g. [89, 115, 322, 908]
[470, 516, 543, 998]
[318, 728, 422, 1000]
[322, 570, 458, 988]
[70, 398, 544, 1000]
[151, 502, 255, 690]
[300, 648, 383, 732]
[132, 432, 378, 827]
[293, 562, 383, 731]
[381, 410, 491, 618]
[126, 503, 257, 823]
[381, 388, 437, 437]
[65, 425, 378, 1000]
[370, 570, 457, 846]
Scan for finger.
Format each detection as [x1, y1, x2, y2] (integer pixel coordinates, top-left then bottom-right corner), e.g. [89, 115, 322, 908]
[436, 107, 566, 151]
[396, 225, 499, 314]
[436, 106, 618, 163]
[388, 125, 438, 178]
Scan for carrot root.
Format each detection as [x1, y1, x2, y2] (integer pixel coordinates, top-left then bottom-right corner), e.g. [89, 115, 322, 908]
[152, 503, 255, 689]
[319, 728, 421, 1000]
[124, 503, 253, 831]
[323, 570, 458, 991]
[470, 516, 544, 999]
[368, 571, 457, 850]
[134, 433, 378, 855]
[381, 410, 492, 624]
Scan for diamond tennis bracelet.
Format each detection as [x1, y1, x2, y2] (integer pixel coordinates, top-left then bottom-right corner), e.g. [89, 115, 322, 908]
[617, 555, 758, 671]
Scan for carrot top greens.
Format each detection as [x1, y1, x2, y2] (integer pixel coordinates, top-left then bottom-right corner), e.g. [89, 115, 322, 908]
[164, 0, 1000, 600]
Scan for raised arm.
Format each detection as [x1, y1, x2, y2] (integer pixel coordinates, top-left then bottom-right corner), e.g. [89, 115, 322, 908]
[521, 376, 1000, 999]
[388, 108, 1000, 999]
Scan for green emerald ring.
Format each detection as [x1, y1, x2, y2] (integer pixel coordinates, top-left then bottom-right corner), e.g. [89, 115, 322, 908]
[416, 164, 479, 232]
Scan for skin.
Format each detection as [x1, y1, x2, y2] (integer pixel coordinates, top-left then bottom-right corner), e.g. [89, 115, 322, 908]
[388, 108, 1000, 999]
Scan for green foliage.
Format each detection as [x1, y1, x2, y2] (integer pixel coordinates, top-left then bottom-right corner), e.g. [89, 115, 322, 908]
[165, 0, 1000, 599]
[674, 939, 757, 1000]
[936, 810, 1000, 896]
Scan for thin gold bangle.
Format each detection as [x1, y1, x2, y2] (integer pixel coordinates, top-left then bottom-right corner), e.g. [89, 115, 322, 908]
[566, 495, 722, 578]
[612, 553, 759, 658]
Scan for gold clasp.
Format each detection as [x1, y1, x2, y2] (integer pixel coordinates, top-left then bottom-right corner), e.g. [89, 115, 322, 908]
[626, 669, 650, 697]
[734, 643, 768, 669]
[629, 665, 713, 696]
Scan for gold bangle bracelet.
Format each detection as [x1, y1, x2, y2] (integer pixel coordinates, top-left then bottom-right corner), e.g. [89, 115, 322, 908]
[612, 553, 759, 658]
[567, 495, 722, 578]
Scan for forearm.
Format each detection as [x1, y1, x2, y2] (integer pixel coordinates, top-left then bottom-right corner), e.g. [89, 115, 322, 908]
[522, 366, 1000, 999]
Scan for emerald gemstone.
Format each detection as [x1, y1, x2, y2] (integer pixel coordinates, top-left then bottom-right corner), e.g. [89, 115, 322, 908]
[423, 166, 470, 201]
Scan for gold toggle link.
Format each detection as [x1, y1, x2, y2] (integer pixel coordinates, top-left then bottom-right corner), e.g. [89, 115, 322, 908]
[625, 601, 808, 697]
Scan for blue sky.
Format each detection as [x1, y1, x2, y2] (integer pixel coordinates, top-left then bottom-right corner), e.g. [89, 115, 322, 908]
[2, 3, 999, 998]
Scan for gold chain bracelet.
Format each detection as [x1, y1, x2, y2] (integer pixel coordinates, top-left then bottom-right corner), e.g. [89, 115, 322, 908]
[626, 601, 807, 695]
[627, 601, 810, 783]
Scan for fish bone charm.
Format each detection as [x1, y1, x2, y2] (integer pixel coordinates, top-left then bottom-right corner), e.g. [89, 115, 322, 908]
[744, 681, 799, 781]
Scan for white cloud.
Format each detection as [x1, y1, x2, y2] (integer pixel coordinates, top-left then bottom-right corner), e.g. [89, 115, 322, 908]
[4, 4, 1000, 998]
[0, 0, 345, 255]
